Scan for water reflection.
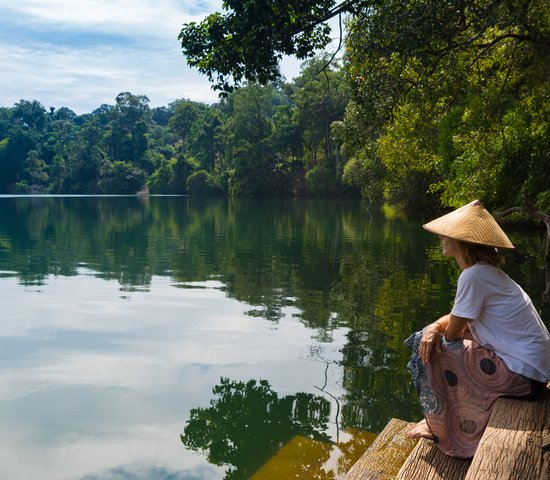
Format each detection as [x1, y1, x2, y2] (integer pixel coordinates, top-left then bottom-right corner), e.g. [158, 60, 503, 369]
[0, 196, 547, 479]
[181, 378, 331, 479]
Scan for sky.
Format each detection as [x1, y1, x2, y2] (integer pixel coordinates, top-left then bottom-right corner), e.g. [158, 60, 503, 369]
[0, 0, 341, 115]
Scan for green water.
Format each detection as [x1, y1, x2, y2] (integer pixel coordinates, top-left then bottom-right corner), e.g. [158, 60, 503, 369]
[0, 196, 547, 479]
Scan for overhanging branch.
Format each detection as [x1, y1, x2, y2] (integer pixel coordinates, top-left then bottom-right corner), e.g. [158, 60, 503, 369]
[496, 205, 550, 260]
[290, 0, 361, 37]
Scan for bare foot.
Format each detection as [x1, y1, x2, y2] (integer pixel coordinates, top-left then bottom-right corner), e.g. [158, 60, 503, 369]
[406, 419, 435, 440]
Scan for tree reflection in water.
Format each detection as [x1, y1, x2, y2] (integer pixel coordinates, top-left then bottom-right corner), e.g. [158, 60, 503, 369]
[181, 378, 331, 480]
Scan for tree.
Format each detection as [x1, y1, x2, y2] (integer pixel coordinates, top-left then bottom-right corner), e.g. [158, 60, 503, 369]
[178, 0, 355, 95]
[223, 85, 280, 195]
[168, 101, 226, 174]
[187, 170, 223, 196]
[107, 92, 151, 172]
[90, 104, 115, 127]
[179, 0, 548, 209]
[11, 100, 47, 131]
[50, 106, 77, 122]
[42, 115, 79, 190]
[147, 155, 195, 194]
[20, 149, 49, 193]
[64, 119, 107, 193]
[187, 108, 226, 172]
[0, 128, 37, 192]
[0, 107, 11, 140]
[97, 161, 146, 194]
[292, 56, 349, 193]
[340, 0, 550, 210]
[169, 100, 207, 144]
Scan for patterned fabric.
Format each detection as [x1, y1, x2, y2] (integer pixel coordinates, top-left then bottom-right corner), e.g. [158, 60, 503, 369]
[405, 329, 531, 458]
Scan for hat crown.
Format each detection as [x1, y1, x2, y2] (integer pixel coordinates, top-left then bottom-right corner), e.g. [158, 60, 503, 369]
[423, 200, 514, 249]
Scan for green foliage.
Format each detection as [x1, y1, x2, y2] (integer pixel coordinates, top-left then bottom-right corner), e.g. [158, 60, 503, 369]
[97, 161, 146, 194]
[224, 85, 281, 196]
[0, 51, 353, 197]
[341, 137, 385, 203]
[187, 170, 224, 196]
[20, 150, 49, 193]
[11, 100, 47, 131]
[442, 77, 550, 210]
[147, 156, 194, 194]
[305, 164, 337, 196]
[0, 128, 37, 190]
[147, 158, 175, 194]
[376, 103, 441, 209]
[169, 100, 208, 144]
[63, 119, 106, 194]
[228, 139, 278, 196]
[342, 0, 550, 211]
[178, 0, 341, 95]
[108, 92, 151, 171]
[292, 56, 350, 175]
[186, 107, 226, 172]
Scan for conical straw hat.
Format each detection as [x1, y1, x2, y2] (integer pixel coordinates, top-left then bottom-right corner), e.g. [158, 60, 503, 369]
[423, 200, 514, 249]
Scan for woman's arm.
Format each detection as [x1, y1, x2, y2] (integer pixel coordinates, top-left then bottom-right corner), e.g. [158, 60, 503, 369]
[419, 313, 470, 363]
[445, 313, 471, 340]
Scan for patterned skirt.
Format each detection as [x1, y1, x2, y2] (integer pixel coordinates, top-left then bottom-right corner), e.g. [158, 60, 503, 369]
[405, 329, 531, 458]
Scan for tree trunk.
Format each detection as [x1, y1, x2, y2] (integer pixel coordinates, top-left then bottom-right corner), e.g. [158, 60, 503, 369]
[335, 143, 341, 185]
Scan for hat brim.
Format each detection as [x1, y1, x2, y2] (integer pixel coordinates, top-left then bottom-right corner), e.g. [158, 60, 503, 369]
[423, 201, 515, 249]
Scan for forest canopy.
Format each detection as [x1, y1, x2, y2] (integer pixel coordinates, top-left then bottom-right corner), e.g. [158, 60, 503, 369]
[0, 61, 350, 199]
[178, 0, 550, 212]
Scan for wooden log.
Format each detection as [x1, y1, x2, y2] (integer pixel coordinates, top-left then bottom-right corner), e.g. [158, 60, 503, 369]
[344, 418, 418, 480]
[396, 438, 471, 480]
[464, 390, 550, 480]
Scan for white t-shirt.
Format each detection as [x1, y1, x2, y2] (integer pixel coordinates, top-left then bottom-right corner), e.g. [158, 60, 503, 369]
[451, 262, 550, 382]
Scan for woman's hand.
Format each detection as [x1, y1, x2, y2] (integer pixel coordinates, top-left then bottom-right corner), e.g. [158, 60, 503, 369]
[419, 323, 442, 364]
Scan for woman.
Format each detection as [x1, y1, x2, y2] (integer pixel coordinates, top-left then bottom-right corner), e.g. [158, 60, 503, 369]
[405, 200, 550, 458]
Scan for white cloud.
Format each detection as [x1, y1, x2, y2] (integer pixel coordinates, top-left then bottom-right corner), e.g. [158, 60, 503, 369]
[0, 0, 223, 112]
[0, 0, 343, 113]
[2, 0, 219, 33]
[0, 272, 345, 479]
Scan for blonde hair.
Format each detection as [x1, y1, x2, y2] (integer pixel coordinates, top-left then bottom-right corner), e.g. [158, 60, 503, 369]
[457, 241, 504, 267]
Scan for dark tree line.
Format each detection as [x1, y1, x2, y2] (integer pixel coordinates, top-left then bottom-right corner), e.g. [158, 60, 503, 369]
[0, 58, 350, 198]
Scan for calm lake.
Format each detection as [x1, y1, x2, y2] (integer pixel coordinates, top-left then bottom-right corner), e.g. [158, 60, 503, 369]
[1, 196, 548, 480]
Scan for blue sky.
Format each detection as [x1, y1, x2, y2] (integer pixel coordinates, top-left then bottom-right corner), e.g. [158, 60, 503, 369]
[0, 0, 337, 114]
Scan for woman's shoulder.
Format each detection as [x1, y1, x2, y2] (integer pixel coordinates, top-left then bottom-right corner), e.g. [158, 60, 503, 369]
[462, 263, 521, 294]
[468, 262, 502, 274]
[459, 262, 504, 282]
